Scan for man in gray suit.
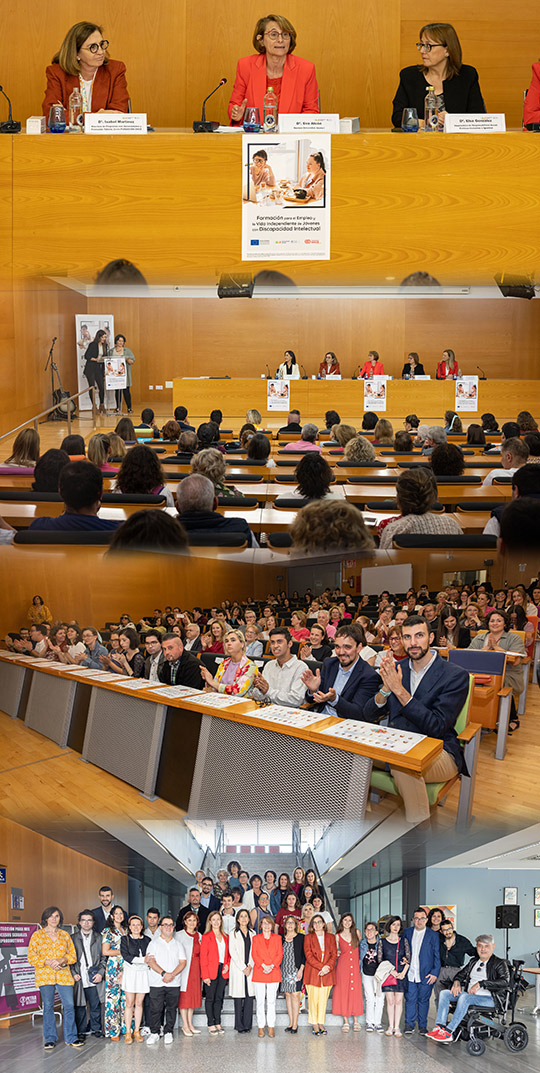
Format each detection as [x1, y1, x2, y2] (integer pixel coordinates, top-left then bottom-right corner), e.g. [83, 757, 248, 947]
[71, 911, 107, 1039]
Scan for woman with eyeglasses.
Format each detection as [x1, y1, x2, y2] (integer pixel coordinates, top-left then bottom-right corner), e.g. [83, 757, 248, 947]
[43, 22, 129, 121]
[228, 14, 319, 126]
[391, 23, 485, 130]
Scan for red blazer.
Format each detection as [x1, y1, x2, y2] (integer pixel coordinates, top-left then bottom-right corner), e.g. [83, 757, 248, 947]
[251, 932, 283, 983]
[436, 359, 461, 380]
[228, 52, 319, 124]
[200, 931, 230, 980]
[42, 59, 129, 119]
[319, 360, 340, 378]
[523, 62, 540, 125]
[360, 360, 385, 378]
[303, 932, 337, 987]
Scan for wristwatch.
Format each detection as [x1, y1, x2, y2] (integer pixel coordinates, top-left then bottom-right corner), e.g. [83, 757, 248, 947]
[161, 970, 166, 977]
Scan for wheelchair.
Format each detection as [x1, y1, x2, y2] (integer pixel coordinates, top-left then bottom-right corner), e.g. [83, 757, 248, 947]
[450, 960, 529, 1057]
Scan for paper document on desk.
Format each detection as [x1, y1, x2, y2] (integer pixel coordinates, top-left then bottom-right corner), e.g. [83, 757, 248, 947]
[322, 720, 426, 753]
[254, 705, 328, 728]
[148, 686, 202, 699]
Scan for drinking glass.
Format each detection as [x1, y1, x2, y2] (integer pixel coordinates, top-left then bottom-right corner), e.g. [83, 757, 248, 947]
[48, 105, 67, 133]
[401, 107, 419, 133]
[243, 107, 261, 133]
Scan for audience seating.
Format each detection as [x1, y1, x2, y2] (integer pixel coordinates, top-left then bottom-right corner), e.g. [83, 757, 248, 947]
[391, 534, 497, 550]
[13, 531, 113, 545]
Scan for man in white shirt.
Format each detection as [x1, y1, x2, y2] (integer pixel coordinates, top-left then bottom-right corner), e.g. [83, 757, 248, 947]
[184, 623, 202, 653]
[402, 908, 440, 1035]
[427, 934, 509, 1044]
[220, 894, 237, 935]
[144, 632, 164, 681]
[250, 628, 308, 707]
[482, 437, 529, 488]
[145, 916, 186, 1046]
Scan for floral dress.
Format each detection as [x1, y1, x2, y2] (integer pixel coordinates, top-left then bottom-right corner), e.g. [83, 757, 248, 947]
[103, 928, 126, 1036]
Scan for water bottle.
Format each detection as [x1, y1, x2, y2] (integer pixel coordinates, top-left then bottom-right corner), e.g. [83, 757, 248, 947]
[424, 85, 439, 132]
[68, 87, 83, 132]
[263, 86, 278, 132]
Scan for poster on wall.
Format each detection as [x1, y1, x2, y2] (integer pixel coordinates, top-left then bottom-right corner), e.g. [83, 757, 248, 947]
[0, 922, 40, 1016]
[267, 380, 290, 411]
[455, 376, 478, 411]
[105, 357, 127, 392]
[364, 378, 387, 412]
[242, 133, 331, 261]
[75, 315, 115, 411]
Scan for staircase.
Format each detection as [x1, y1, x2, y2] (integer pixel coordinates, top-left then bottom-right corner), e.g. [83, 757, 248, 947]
[192, 993, 343, 1028]
[215, 851, 298, 877]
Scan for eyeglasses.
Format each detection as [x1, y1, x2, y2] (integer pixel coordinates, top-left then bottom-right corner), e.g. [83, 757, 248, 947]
[416, 41, 445, 52]
[81, 39, 109, 54]
[265, 31, 290, 41]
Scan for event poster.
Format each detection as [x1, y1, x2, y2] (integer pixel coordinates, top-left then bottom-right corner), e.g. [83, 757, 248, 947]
[455, 376, 478, 411]
[267, 380, 290, 411]
[105, 356, 127, 392]
[242, 133, 331, 261]
[0, 922, 40, 1016]
[75, 314, 115, 411]
[363, 378, 387, 412]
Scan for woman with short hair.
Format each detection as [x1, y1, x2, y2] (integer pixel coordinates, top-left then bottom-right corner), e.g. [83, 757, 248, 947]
[176, 912, 202, 1037]
[378, 467, 463, 549]
[290, 610, 309, 642]
[304, 915, 338, 1035]
[247, 433, 275, 466]
[108, 334, 135, 414]
[281, 915, 305, 1032]
[114, 444, 174, 506]
[200, 630, 256, 695]
[192, 447, 240, 497]
[401, 352, 425, 378]
[252, 916, 283, 1037]
[344, 435, 377, 463]
[27, 594, 53, 625]
[27, 907, 81, 1051]
[229, 14, 319, 125]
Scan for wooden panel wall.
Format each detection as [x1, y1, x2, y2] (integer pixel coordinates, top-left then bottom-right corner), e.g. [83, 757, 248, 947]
[0, 815, 128, 923]
[1, 2, 538, 130]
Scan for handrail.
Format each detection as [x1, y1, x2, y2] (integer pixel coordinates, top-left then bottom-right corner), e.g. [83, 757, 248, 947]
[0, 388, 97, 444]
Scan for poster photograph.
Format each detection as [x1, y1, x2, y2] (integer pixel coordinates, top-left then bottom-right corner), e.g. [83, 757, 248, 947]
[455, 376, 479, 411]
[242, 133, 331, 261]
[363, 377, 387, 412]
[0, 922, 40, 1016]
[267, 380, 290, 411]
[105, 356, 127, 392]
[75, 314, 115, 411]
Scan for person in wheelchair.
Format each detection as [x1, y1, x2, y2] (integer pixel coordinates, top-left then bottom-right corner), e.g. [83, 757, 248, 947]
[427, 934, 508, 1043]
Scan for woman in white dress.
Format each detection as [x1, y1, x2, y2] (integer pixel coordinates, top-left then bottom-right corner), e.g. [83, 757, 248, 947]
[120, 915, 150, 1043]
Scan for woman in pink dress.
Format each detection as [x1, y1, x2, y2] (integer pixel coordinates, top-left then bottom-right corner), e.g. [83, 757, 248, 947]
[332, 913, 363, 1030]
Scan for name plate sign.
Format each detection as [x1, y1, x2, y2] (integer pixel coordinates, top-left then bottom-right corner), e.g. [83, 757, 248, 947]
[444, 113, 506, 133]
[279, 113, 340, 133]
[84, 113, 147, 134]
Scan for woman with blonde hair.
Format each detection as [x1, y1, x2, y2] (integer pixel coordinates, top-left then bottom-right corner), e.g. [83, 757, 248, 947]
[201, 620, 228, 654]
[246, 408, 263, 429]
[290, 500, 375, 554]
[200, 912, 230, 1034]
[373, 418, 394, 445]
[87, 433, 118, 472]
[343, 435, 377, 464]
[43, 21, 129, 119]
[199, 629, 256, 695]
[108, 432, 127, 461]
[332, 424, 357, 448]
[3, 428, 40, 468]
[191, 447, 240, 498]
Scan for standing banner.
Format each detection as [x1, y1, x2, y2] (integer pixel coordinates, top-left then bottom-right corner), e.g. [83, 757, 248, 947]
[105, 356, 127, 392]
[363, 378, 387, 412]
[75, 315, 115, 411]
[0, 922, 40, 1016]
[455, 377, 478, 411]
[242, 133, 331, 261]
[267, 380, 290, 411]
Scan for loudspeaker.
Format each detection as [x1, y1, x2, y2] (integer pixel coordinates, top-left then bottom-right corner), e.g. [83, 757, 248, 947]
[496, 904, 520, 929]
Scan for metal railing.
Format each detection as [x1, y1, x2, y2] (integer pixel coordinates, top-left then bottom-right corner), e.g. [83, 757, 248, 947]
[0, 388, 97, 445]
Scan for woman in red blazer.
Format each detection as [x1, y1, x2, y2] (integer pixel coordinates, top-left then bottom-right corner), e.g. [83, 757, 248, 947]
[42, 22, 129, 122]
[319, 352, 341, 378]
[524, 63, 540, 125]
[360, 351, 385, 378]
[436, 348, 462, 380]
[200, 912, 230, 1034]
[251, 916, 283, 1037]
[304, 915, 338, 1034]
[229, 14, 319, 125]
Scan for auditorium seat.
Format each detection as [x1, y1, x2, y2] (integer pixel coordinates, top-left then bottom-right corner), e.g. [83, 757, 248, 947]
[13, 531, 113, 545]
[273, 497, 310, 509]
[215, 496, 259, 509]
[336, 461, 387, 469]
[456, 502, 500, 512]
[391, 534, 497, 549]
[185, 533, 248, 548]
[266, 533, 293, 550]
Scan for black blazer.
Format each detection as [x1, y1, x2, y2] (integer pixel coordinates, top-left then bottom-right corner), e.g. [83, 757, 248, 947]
[401, 362, 425, 378]
[158, 649, 203, 689]
[120, 934, 151, 964]
[392, 64, 485, 128]
[306, 655, 381, 719]
[284, 933, 306, 971]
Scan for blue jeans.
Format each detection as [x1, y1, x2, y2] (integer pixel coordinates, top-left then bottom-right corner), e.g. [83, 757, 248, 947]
[437, 988, 495, 1033]
[40, 984, 78, 1044]
[405, 979, 433, 1029]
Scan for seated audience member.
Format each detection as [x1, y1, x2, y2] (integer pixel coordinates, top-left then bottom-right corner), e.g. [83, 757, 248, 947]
[176, 474, 258, 547]
[71, 910, 107, 1039]
[374, 624, 405, 667]
[373, 419, 394, 445]
[31, 449, 70, 491]
[434, 920, 476, 1002]
[2, 428, 40, 470]
[444, 411, 463, 434]
[430, 443, 465, 477]
[394, 431, 413, 453]
[78, 627, 108, 669]
[278, 410, 302, 434]
[427, 934, 508, 1044]
[482, 437, 529, 486]
[192, 447, 241, 497]
[108, 510, 189, 553]
[290, 500, 375, 554]
[196, 421, 225, 454]
[404, 414, 420, 433]
[344, 435, 377, 464]
[480, 412, 499, 434]
[87, 433, 118, 473]
[200, 630, 256, 696]
[523, 432, 540, 463]
[319, 351, 340, 378]
[210, 409, 224, 433]
[114, 444, 174, 506]
[246, 408, 262, 429]
[302, 623, 380, 716]
[485, 421, 520, 453]
[436, 608, 470, 649]
[245, 625, 264, 658]
[414, 424, 430, 447]
[158, 632, 203, 688]
[363, 615, 470, 823]
[100, 627, 145, 677]
[174, 406, 196, 432]
[359, 352, 384, 377]
[184, 622, 203, 653]
[323, 409, 340, 432]
[517, 410, 538, 432]
[202, 620, 227, 654]
[250, 627, 308, 706]
[107, 433, 127, 462]
[94, 259, 147, 286]
[161, 420, 181, 444]
[60, 434, 86, 458]
[468, 610, 526, 732]
[289, 611, 310, 642]
[143, 632, 164, 682]
[134, 408, 160, 438]
[114, 418, 137, 442]
[246, 433, 275, 467]
[175, 430, 198, 462]
[466, 424, 486, 446]
[421, 427, 447, 456]
[378, 468, 462, 549]
[361, 412, 378, 431]
[331, 424, 357, 449]
[298, 623, 333, 663]
[281, 423, 320, 452]
[28, 461, 120, 531]
[284, 454, 341, 502]
[436, 350, 461, 380]
[484, 463, 540, 538]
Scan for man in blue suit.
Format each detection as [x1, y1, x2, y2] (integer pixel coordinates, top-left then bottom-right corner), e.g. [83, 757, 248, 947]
[403, 908, 441, 1034]
[301, 623, 380, 717]
[363, 615, 470, 823]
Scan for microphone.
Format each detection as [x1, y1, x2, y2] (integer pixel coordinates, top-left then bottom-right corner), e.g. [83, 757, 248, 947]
[0, 85, 21, 133]
[193, 78, 227, 133]
[265, 363, 272, 380]
[477, 364, 487, 380]
[300, 363, 308, 380]
[351, 364, 360, 380]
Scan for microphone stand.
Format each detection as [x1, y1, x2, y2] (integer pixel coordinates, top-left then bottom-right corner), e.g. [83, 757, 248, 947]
[477, 365, 487, 380]
[0, 86, 21, 133]
[193, 79, 227, 132]
[351, 365, 360, 380]
[300, 364, 308, 380]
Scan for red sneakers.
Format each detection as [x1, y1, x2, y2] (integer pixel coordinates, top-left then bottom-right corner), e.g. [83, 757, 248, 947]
[426, 1027, 453, 1042]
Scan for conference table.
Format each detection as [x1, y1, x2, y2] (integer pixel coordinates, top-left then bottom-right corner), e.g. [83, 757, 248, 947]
[6, 132, 540, 285]
[0, 651, 480, 826]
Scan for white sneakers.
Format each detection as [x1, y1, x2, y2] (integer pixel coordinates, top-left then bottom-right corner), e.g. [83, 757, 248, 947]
[164, 1033, 174, 1045]
[146, 1033, 159, 1046]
